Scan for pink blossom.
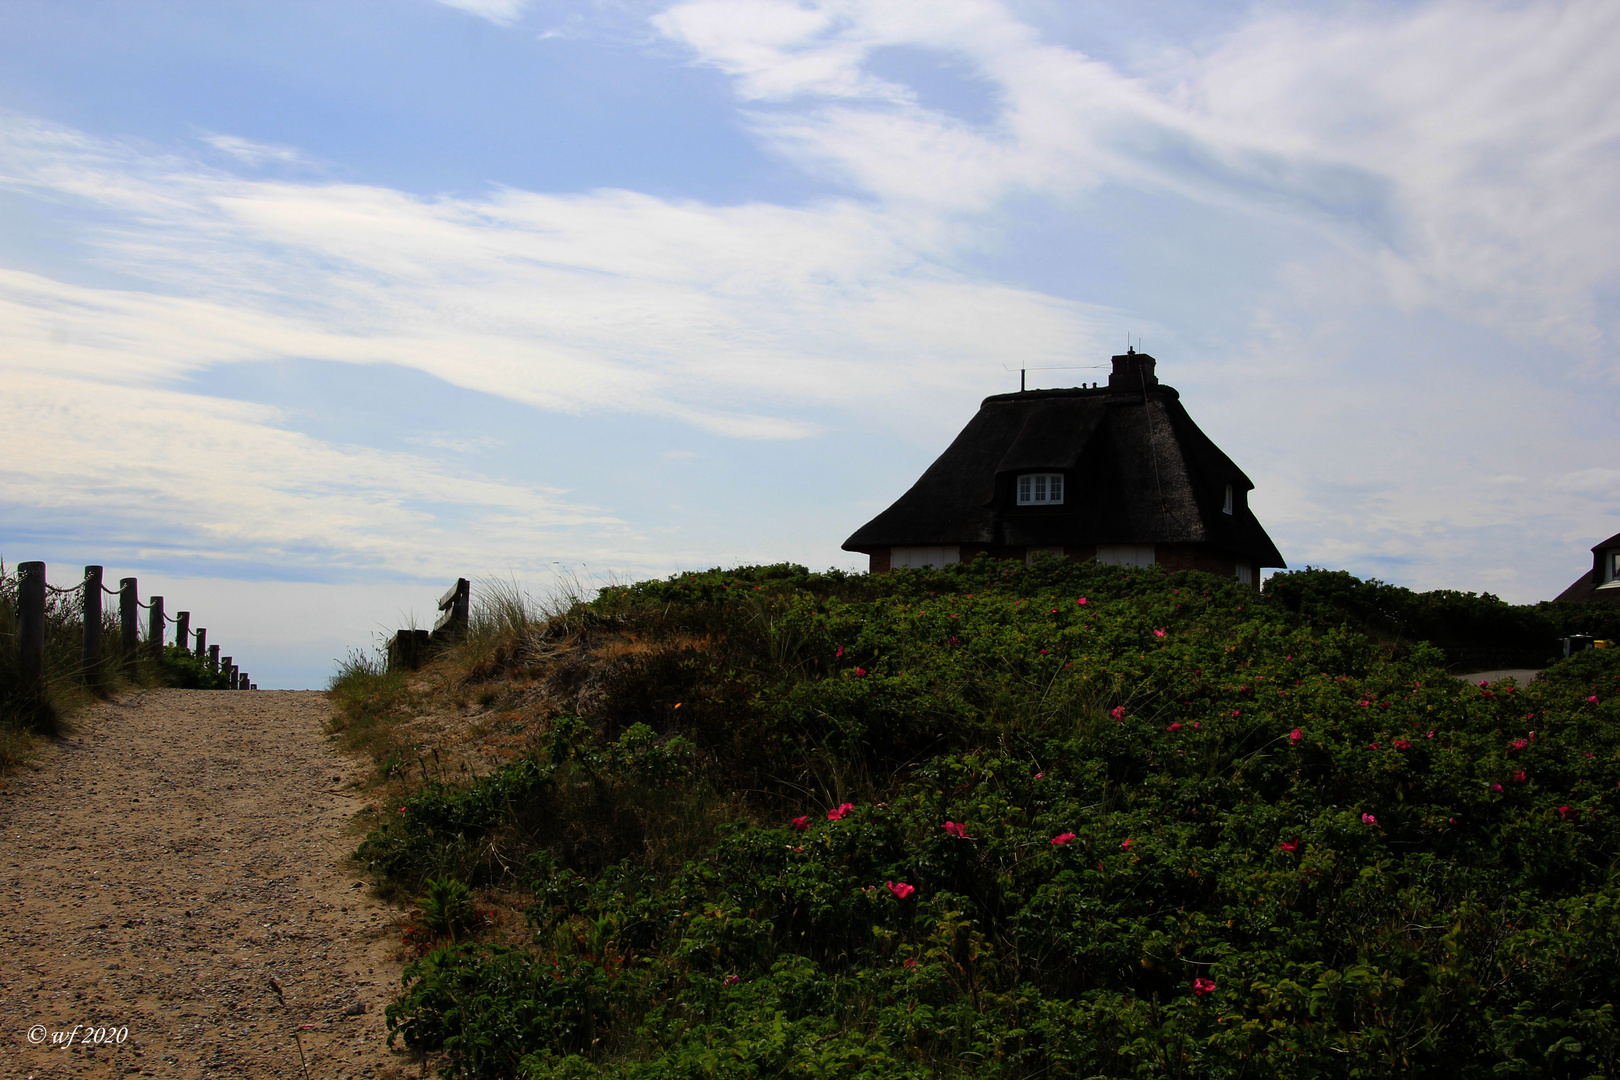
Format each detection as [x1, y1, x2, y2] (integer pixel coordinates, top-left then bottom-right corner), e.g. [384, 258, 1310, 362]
[1367, 743, 1379, 750]
[1192, 978, 1216, 997]
[1426, 730, 1436, 739]
[1034, 772, 1044, 780]
[827, 802, 854, 821]
[1509, 739, 1528, 751]
[1289, 728, 1302, 744]
[1489, 783, 1503, 795]
[903, 958, 917, 969]
[1512, 771, 1526, 783]
[398, 807, 407, 814]
[835, 645, 844, 658]
[1558, 805, 1579, 820]
[1167, 722, 1182, 732]
[1192, 721, 1201, 729]
[1361, 812, 1378, 826]
[1231, 709, 1241, 718]
[1121, 838, 1133, 850]
[1280, 839, 1299, 853]
[1393, 739, 1410, 750]
[1588, 696, 1600, 705]
[1110, 706, 1126, 721]
[1479, 680, 1491, 689]
[1358, 699, 1371, 707]
[1077, 597, 1088, 605]
[943, 821, 970, 839]
[886, 880, 916, 899]
[791, 815, 809, 830]
[1153, 629, 1166, 638]
[723, 975, 740, 987]
[854, 667, 867, 677]
[1050, 832, 1076, 846]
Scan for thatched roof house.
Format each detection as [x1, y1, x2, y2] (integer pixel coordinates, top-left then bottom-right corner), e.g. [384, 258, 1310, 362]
[843, 350, 1285, 586]
[1553, 531, 1620, 603]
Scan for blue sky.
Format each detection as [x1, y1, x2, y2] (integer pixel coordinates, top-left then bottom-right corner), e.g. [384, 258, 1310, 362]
[3, 0, 1618, 687]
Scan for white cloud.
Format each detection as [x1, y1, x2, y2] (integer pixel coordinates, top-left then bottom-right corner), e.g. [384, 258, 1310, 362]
[0, 115, 1114, 440]
[0, 370, 626, 578]
[658, 0, 1620, 360]
[432, 0, 533, 26]
[200, 133, 307, 168]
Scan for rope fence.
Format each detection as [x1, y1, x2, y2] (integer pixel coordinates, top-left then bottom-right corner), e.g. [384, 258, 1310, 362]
[14, 561, 257, 692]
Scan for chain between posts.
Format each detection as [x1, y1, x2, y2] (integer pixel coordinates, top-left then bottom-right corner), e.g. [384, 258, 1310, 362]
[11, 561, 258, 691]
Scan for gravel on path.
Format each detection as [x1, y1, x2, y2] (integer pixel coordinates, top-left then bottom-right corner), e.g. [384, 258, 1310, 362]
[1, 689, 413, 1079]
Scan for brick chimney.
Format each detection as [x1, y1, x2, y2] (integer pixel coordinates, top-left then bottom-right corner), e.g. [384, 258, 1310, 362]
[1109, 347, 1158, 391]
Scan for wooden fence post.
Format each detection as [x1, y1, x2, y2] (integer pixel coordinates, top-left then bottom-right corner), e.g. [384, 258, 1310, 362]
[175, 611, 190, 655]
[148, 596, 164, 658]
[18, 561, 45, 689]
[237, 671, 248, 690]
[82, 565, 103, 682]
[195, 628, 206, 660]
[208, 644, 219, 674]
[119, 577, 138, 673]
[222, 657, 233, 688]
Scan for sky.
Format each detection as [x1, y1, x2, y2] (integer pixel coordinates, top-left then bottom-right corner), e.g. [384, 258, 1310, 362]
[3, 0, 1618, 688]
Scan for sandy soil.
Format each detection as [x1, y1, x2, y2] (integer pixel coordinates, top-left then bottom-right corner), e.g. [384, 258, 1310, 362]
[0, 689, 415, 1079]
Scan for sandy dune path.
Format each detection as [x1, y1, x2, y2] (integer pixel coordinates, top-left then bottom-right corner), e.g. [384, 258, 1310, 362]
[1, 690, 412, 1079]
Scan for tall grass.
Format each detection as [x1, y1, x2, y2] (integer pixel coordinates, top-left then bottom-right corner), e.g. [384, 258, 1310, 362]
[1, 559, 178, 774]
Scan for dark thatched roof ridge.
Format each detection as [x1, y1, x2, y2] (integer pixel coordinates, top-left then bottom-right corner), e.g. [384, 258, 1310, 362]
[1553, 531, 1620, 603]
[843, 382, 1286, 568]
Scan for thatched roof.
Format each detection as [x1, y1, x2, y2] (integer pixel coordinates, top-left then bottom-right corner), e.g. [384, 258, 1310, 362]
[844, 357, 1285, 567]
[1553, 531, 1620, 603]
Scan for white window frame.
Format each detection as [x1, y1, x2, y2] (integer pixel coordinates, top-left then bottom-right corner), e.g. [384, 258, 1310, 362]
[1096, 545, 1155, 568]
[1017, 473, 1065, 506]
[890, 546, 960, 569]
[1235, 559, 1253, 585]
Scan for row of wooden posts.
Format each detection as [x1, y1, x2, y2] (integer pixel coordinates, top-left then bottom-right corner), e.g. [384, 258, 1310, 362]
[14, 562, 257, 691]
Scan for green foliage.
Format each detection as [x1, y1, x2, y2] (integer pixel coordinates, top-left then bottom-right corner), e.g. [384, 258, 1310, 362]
[1264, 566, 1569, 669]
[402, 876, 481, 951]
[152, 644, 232, 689]
[359, 560, 1620, 1078]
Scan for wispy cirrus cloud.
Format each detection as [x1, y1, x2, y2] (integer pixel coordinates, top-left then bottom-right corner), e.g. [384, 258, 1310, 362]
[432, 0, 535, 26]
[658, 0, 1620, 358]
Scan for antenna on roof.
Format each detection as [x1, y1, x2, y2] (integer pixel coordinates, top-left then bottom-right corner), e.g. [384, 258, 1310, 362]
[1020, 368, 1026, 392]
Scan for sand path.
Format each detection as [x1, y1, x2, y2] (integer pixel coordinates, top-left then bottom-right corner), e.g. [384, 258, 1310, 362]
[0, 689, 412, 1079]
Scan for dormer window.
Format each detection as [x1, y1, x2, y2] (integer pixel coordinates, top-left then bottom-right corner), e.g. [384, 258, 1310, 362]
[1222, 484, 1234, 515]
[1017, 473, 1064, 505]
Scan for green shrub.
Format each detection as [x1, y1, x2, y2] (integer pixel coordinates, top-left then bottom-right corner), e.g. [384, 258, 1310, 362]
[362, 561, 1620, 1078]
